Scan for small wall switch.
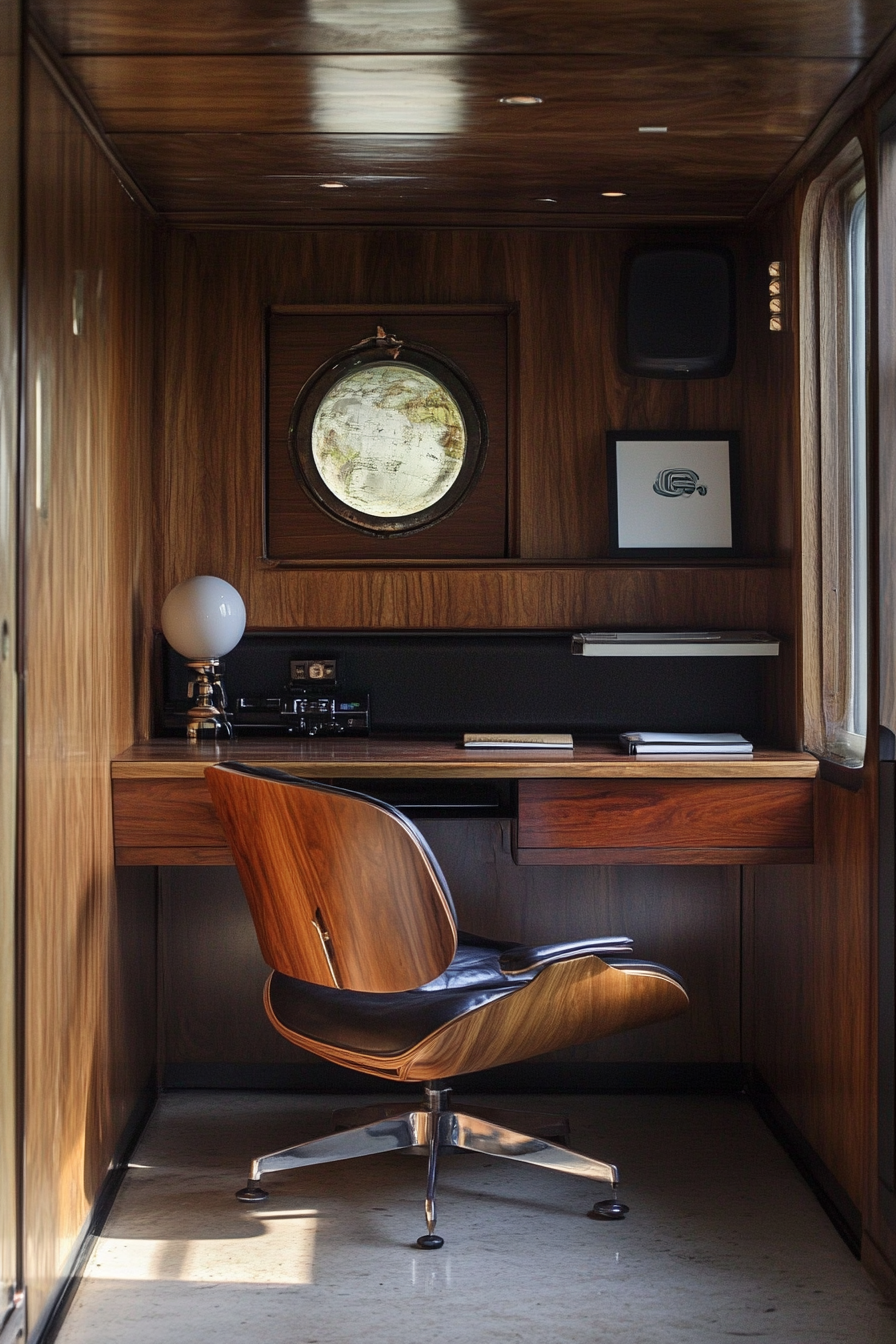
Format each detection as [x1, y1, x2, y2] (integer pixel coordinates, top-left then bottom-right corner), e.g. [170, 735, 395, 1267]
[290, 658, 337, 683]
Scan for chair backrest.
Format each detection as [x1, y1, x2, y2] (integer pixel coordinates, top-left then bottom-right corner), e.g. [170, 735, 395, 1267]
[205, 763, 458, 993]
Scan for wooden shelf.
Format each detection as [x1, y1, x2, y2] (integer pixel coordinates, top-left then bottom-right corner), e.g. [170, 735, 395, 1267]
[257, 557, 791, 572]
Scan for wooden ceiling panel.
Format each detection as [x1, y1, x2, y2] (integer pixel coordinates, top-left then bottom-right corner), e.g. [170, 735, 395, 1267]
[32, 0, 896, 60]
[109, 131, 793, 222]
[29, 2, 896, 222]
[69, 54, 860, 139]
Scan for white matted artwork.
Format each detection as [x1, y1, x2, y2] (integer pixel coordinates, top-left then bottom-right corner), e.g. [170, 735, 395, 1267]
[607, 432, 738, 557]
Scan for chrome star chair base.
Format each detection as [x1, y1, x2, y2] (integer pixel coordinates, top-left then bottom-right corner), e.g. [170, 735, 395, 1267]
[236, 1083, 628, 1248]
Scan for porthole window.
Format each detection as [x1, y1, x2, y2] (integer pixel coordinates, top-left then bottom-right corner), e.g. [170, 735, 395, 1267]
[287, 334, 488, 537]
[800, 140, 868, 768]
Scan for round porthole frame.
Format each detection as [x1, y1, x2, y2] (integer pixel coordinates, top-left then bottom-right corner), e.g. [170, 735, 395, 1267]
[287, 339, 489, 537]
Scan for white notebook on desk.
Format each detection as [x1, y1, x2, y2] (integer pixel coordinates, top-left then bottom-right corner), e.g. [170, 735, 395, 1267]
[620, 732, 753, 756]
[464, 732, 574, 749]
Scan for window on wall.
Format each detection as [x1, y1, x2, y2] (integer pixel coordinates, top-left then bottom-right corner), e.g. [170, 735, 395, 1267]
[800, 141, 868, 768]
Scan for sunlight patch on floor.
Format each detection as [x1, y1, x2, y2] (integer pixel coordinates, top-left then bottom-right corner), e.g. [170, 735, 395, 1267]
[84, 1208, 318, 1285]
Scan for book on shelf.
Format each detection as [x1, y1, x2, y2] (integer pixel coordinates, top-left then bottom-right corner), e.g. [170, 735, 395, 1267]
[572, 631, 779, 658]
[620, 732, 753, 757]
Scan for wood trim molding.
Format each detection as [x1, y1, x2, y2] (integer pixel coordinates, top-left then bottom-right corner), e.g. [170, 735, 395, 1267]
[748, 22, 896, 221]
[255, 557, 788, 572]
[163, 210, 746, 232]
[27, 20, 159, 220]
[513, 846, 814, 866]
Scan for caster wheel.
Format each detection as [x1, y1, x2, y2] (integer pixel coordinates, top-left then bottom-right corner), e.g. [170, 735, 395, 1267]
[416, 1234, 444, 1249]
[589, 1199, 629, 1221]
[236, 1184, 269, 1202]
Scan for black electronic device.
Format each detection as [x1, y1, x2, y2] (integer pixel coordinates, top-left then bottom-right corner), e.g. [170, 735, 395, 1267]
[234, 691, 370, 736]
[280, 691, 369, 736]
[620, 246, 736, 379]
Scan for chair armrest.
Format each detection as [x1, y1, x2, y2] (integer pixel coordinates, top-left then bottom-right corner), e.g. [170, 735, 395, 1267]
[499, 937, 634, 976]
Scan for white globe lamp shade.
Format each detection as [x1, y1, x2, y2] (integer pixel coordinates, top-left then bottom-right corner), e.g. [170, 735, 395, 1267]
[161, 576, 246, 661]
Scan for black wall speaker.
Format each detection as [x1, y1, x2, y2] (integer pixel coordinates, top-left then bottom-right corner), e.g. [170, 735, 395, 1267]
[620, 247, 736, 379]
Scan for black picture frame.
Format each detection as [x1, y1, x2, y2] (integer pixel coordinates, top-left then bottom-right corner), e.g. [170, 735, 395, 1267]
[607, 430, 740, 559]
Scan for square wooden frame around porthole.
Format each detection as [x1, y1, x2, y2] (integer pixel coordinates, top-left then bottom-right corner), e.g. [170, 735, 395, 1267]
[264, 305, 516, 562]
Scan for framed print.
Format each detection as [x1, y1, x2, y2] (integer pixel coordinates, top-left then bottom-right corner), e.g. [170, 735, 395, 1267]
[607, 431, 739, 558]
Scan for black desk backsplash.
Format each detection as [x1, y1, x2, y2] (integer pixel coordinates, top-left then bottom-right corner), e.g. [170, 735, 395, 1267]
[157, 631, 768, 740]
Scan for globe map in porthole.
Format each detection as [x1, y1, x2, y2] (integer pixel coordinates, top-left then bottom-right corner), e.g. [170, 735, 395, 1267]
[310, 363, 467, 520]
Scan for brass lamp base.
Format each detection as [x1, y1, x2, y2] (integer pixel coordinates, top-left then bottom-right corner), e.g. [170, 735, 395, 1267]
[185, 658, 233, 741]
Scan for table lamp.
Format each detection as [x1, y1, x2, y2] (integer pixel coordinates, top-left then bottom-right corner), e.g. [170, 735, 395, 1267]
[161, 576, 246, 741]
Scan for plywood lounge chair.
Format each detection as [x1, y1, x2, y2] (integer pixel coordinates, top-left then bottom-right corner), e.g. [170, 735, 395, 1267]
[205, 762, 689, 1248]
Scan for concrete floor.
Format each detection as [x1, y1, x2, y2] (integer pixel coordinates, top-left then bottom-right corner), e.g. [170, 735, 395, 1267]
[56, 1091, 896, 1344]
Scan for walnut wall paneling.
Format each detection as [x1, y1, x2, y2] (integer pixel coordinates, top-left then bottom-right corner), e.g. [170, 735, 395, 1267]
[159, 227, 793, 634]
[266, 307, 511, 560]
[23, 57, 156, 1322]
[744, 776, 875, 1212]
[0, 0, 19, 1315]
[744, 199, 799, 748]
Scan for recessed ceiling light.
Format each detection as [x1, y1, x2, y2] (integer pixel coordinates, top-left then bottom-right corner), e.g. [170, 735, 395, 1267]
[602, 191, 626, 198]
[500, 95, 543, 105]
[320, 181, 346, 188]
[536, 197, 558, 203]
[638, 126, 667, 133]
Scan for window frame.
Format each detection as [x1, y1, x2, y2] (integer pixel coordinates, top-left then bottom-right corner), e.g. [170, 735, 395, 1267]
[799, 138, 869, 777]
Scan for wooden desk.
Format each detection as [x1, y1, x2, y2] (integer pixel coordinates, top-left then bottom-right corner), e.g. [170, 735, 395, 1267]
[112, 740, 818, 867]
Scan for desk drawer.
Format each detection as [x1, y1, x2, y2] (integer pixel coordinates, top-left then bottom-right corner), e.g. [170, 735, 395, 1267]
[113, 779, 233, 864]
[515, 779, 814, 865]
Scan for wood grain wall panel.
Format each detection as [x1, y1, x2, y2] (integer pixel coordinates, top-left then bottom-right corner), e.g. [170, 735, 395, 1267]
[161, 829, 740, 1068]
[0, 0, 19, 1312]
[158, 226, 791, 636]
[746, 777, 874, 1210]
[266, 308, 510, 560]
[161, 866, 309, 1068]
[743, 197, 800, 746]
[22, 57, 155, 1322]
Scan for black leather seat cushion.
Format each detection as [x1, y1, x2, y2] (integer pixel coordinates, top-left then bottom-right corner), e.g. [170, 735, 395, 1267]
[266, 933, 683, 1057]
